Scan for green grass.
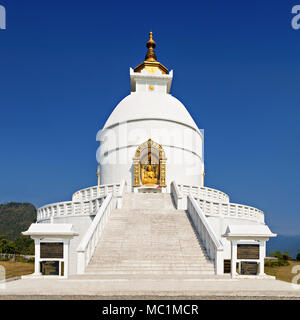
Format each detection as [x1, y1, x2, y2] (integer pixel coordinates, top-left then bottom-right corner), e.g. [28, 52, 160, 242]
[0, 261, 34, 279]
[265, 260, 300, 284]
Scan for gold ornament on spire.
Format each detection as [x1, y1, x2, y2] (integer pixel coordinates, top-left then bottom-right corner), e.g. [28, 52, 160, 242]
[134, 31, 168, 74]
[145, 31, 157, 62]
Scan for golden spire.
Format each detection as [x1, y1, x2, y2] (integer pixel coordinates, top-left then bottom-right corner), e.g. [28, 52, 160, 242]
[134, 31, 168, 74]
[145, 31, 157, 62]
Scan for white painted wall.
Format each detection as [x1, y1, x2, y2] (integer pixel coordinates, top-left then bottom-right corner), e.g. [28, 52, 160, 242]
[206, 216, 267, 259]
[98, 116, 204, 189]
[40, 215, 94, 275]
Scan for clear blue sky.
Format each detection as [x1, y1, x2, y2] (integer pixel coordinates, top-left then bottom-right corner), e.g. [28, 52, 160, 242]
[0, 1, 299, 235]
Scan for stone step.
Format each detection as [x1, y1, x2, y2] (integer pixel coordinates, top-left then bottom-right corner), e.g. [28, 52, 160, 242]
[88, 264, 214, 268]
[87, 264, 214, 268]
[92, 257, 211, 264]
[86, 268, 215, 272]
[86, 271, 215, 277]
[89, 260, 213, 264]
[87, 265, 215, 271]
[86, 265, 215, 271]
[70, 273, 231, 280]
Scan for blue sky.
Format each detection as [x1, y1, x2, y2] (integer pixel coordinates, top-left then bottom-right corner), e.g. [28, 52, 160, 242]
[0, 1, 299, 235]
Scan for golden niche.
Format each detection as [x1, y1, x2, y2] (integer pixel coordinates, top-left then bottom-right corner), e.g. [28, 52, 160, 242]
[133, 139, 167, 187]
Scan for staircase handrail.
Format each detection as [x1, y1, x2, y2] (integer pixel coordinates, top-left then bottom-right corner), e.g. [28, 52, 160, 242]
[187, 194, 223, 275]
[170, 181, 184, 209]
[76, 193, 113, 274]
[115, 180, 127, 208]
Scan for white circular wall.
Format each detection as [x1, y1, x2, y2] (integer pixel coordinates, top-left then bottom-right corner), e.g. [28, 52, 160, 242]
[97, 92, 204, 190]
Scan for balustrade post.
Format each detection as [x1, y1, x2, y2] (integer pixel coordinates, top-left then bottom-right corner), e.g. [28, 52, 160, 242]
[80, 202, 83, 216]
[90, 200, 93, 215]
[34, 240, 41, 276]
[215, 249, 223, 275]
[259, 241, 266, 275]
[231, 241, 237, 278]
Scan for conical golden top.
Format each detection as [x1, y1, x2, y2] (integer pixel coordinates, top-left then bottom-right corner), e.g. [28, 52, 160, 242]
[134, 31, 168, 74]
[145, 31, 157, 62]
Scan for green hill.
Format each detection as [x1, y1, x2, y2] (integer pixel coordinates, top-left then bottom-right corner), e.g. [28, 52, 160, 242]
[0, 202, 36, 241]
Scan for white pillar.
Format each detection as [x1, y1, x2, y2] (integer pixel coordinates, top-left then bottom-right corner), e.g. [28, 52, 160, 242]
[77, 251, 85, 275]
[231, 240, 237, 278]
[215, 249, 223, 275]
[259, 241, 266, 275]
[63, 240, 69, 278]
[34, 239, 41, 276]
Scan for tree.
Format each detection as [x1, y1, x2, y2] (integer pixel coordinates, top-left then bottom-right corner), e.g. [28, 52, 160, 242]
[3, 241, 18, 254]
[282, 251, 292, 261]
[0, 236, 18, 254]
[269, 250, 290, 266]
[0, 202, 36, 241]
[14, 235, 34, 255]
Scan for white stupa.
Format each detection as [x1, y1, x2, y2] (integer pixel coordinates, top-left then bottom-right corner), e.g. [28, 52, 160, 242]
[24, 32, 276, 280]
[97, 31, 204, 190]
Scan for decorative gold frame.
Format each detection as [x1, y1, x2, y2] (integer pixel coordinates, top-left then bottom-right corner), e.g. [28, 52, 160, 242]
[133, 139, 167, 187]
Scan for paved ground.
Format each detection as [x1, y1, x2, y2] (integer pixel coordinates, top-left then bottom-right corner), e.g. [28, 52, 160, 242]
[1, 276, 300, 300]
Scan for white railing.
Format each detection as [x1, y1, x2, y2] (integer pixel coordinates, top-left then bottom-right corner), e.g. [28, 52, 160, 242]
[174, 182, 264, 223]
[187, 195, 224, 275]
[115, 180, 127, 208]
[37, 197, 105, 222]
[196, 199, 265, 224]
[72, 183, 122, 202]
[170, 181, 184, 209]
[178, 184, 230, 204]
[76, 193, 113, 274]
[37, 181, 127, 222]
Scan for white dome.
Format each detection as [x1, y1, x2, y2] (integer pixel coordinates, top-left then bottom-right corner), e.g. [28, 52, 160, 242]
[104, 92, 199, 132]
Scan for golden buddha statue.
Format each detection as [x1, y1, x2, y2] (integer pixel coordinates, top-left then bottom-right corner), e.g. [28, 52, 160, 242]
[141, 164, 158, 185]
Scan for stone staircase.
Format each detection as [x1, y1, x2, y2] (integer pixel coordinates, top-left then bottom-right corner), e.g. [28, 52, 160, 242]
[85, 192, 215, 275]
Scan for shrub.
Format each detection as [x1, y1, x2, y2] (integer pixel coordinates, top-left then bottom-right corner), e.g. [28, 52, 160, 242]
[268, 250, 291, 267]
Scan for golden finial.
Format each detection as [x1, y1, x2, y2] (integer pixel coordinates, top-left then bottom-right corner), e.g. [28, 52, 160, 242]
[134, 31, 168, 74]
[145, 31, 157, 62]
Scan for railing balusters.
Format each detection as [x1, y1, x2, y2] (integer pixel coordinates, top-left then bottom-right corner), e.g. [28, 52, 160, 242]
[37, 182, 126, 222]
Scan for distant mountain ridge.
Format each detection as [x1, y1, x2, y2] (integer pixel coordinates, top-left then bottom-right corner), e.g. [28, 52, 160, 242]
[267, 235, 300, 258]
[0, 202, 36, 240]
